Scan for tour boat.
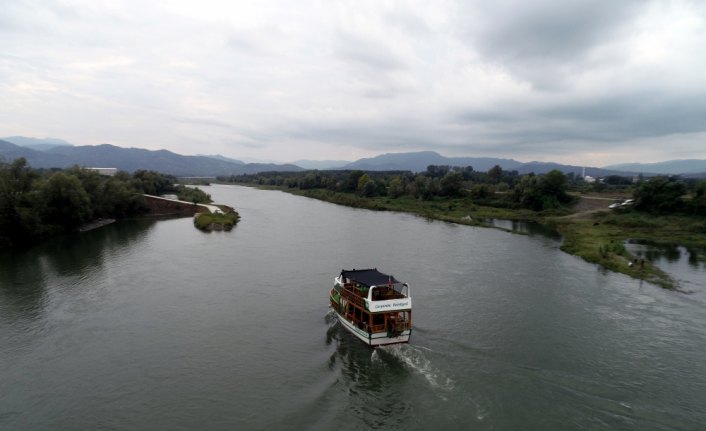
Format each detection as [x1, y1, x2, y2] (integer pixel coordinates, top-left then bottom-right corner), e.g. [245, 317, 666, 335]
[329, 268, 412, 347]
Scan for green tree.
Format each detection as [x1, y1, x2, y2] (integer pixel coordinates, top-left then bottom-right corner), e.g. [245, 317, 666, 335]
[362, 179, 376, 197]
[346, 170, 365, 192]
[40, 172, 92, 231]
[424, 178, 441, 199]
[692, 180, 706, 215]
[426, 165, 449, 178]
[388, 176, 405, 198]
[440, 171, 463, 196]
[177, 186, 212, 204]
[132, 170, 175, 195]
[0, 158, 42, 247]
[633, 176, 686, 214]
[357, 173, 377, 196]
[513, 174, 543, 210]
[299, 170, 322, 189]
[104, 178, 145, 216]
[487, 165, 503, 184]
[409, 176, 427, 199]
[540, 170, 571, 204]
[357, 173, 370, 193]
[512, 170, 571, 211]
[470, 184, 491, 199]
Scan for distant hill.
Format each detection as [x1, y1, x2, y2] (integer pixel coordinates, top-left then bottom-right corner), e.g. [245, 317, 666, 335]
[5, 136, 703, 178]
[2, 136, 73, 151]
[0, 140, 302, 176]
[343, 151, 523, 172]
[197, 154, 245, 165]
[603, 159, 706, 175]
[292, 159, 351, 169]
[340, 151, 653, 177]
[514, 162, 635, 177]
[1, 139, 45, 160]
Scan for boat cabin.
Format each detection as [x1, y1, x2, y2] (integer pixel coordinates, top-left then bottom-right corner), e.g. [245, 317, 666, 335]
[330, 268, 412, 346]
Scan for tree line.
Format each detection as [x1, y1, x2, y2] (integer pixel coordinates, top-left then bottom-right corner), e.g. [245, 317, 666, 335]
[223, 165, 575, 211]
[0, 158, 209, 249]
[223, 165, 706, 216]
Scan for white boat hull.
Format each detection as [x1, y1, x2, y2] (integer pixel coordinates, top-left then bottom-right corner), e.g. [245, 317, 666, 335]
[332, 308, 411, 347]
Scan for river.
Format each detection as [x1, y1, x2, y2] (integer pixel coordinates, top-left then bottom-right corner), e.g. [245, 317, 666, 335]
[1, 185, 705, 430]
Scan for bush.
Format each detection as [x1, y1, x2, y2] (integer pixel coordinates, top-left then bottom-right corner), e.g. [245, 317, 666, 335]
[194, 210, 240, 231]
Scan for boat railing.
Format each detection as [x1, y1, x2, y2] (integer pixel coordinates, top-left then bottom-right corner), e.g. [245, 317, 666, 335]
[340, 286, 366, 308]
[370, 321, 411, 333]
[371, 286, 406, 301]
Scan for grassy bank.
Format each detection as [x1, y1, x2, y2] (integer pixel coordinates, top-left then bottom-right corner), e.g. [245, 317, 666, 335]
[550, 210, 706, 289]
[272, 187, 705, 289]
[289, 188, 548, 226]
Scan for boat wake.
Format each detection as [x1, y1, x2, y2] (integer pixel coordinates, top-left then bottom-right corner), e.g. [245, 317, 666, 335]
[324, 308, 338, 325]
[374, 344, 455, 394]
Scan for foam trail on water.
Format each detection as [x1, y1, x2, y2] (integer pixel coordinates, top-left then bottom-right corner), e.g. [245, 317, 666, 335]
[324, 309, 338, 325]
[378, 344, 455, 392]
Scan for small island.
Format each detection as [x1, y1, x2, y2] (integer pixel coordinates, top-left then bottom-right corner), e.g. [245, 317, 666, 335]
[194, 207, 240, 232]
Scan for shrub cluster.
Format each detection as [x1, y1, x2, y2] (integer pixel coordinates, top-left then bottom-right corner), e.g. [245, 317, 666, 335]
[223, 165, 574, 212]
[0, 158, 176, 249]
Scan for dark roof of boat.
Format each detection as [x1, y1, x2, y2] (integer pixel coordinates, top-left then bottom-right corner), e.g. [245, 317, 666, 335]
[340, 268, 400, 287]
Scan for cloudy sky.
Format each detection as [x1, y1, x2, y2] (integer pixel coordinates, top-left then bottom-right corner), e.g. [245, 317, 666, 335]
[2, 0, 705, 166]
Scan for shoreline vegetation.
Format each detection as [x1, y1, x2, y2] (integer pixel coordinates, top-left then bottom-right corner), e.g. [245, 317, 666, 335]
[222, 167, 706, 290]
[0, 158, 238, 248]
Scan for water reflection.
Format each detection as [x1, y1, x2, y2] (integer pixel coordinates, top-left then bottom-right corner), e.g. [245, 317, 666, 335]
[0, 219, 158, 319]
[484, 218, 562, 240]
[626, 240, 705, 270]
[44, 219, 158, 275]
[325, 320, 413, 429]
[625, 240, 706, 291]
[0, 251, 49, 321]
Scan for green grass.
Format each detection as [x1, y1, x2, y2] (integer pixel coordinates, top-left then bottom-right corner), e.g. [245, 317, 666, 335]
[194, 210, 240, 231]
[551, 210, 706, 289]
[291, 189, 544, 226]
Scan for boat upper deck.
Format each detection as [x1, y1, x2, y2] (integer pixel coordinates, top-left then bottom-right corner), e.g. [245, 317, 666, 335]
[340, 282, 406, 300]
[335, 269, 410, 310]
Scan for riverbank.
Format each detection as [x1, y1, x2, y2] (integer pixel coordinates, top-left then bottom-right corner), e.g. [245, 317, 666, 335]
[550, 210, 706, 289]
[79, 218, 116, 232]
[259, 186, 705, 289]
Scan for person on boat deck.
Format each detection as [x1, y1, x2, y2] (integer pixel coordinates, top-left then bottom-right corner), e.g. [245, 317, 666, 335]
[388, 314, 397, 330]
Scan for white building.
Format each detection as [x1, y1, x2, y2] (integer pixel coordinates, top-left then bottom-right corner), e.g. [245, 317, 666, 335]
[87, 167, 118, 176]
[581, 167, 596, 183]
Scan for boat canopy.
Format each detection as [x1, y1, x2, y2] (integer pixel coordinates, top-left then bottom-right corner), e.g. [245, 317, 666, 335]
[340, 269, 400, 287]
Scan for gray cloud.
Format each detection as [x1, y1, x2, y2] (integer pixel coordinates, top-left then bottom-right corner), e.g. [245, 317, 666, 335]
[1, 0, 705, 165]
[334, 30, 409, 72]
[466, 0, 642, 60]
[456, 0, 645, 90]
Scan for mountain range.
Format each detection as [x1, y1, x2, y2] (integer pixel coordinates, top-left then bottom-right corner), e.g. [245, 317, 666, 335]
[336, 152, 706, 177]
[333, 151, 703, 178]
[2, 136, 705, 177]
[2, 136, 73, 151]
[603, 160, 706, 175]
[0, 138, 302, 176]
[340, 151, 523, 172]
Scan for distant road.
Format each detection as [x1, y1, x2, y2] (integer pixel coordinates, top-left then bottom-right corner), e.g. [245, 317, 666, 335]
[143, 194, 221, 213]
